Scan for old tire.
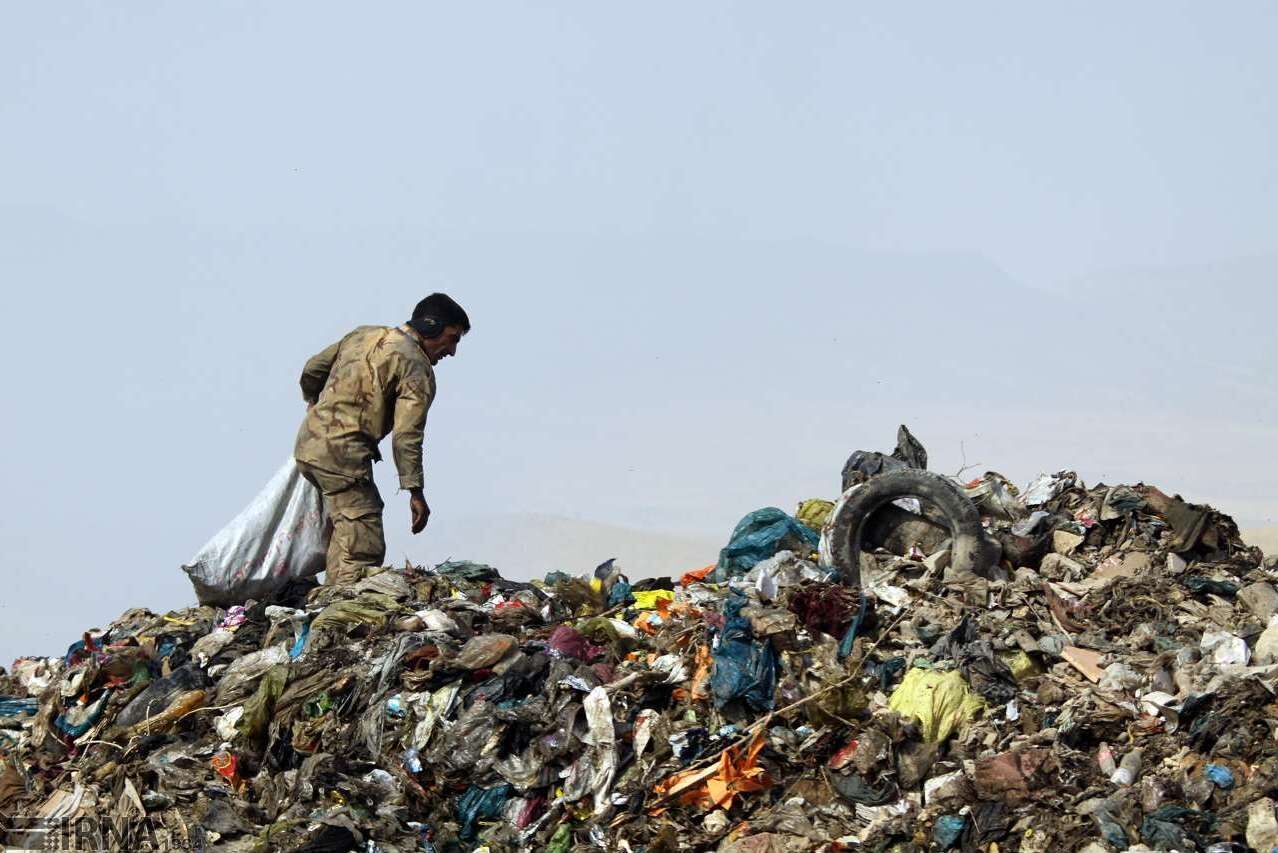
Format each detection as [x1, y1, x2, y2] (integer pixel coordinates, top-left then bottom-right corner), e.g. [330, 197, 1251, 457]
[827, 469, 994, 586]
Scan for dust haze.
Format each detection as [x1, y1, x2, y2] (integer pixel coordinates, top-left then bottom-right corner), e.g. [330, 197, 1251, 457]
[2, 3, 1276, 663]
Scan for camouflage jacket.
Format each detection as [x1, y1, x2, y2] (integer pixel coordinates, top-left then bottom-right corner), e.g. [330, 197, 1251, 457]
[293, 325, 435, 490]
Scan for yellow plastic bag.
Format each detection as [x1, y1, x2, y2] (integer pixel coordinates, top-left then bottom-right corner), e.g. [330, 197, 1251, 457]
[1002, 650, 1043, 682]
[795, 498, 835, 532]
[632, 589, 675, 610]
[887, 668, 984, 742]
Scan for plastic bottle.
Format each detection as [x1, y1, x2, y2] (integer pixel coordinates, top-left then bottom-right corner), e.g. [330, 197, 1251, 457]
[211, 750, 241, 789]
[1110, 747, 1143, 786]
[1098, 742, 1117, 776]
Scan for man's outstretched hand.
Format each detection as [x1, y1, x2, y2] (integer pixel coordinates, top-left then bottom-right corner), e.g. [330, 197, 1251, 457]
[409, 489, 430, 534]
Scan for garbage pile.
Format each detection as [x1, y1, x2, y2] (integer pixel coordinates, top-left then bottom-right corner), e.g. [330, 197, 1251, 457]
[5, 435, 1278, 851]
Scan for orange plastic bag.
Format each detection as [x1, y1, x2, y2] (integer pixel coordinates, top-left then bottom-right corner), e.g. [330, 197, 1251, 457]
[690, 642, 712, 701]
[680, 565, 715, 586]
[673, 642, 712, 702]
[651, 731, 771, 812]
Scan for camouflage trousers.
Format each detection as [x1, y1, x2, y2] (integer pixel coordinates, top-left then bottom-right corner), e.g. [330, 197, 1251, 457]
[296, 461, 385, 586]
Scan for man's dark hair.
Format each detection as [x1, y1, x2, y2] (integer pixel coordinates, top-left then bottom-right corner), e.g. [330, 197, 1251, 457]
[410, 293, 471, 336]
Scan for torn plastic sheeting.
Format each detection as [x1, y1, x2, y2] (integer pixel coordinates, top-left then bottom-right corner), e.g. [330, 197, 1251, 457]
[711, 595, 779, 712]
[423, 701, 499, 773]
[1204, 763, 1235, 789]
[961, 472, 1027, 521]
[714, 508, 820, 582]
[841, 431, 921, 489]
[352, 569, 414, 599]
[649, 653, 689, 683]
[410, 683, 461, 749]
[289, 622, 309, 658]
[511, 793, 547, 830]
[494, 746, 552, 790]
[213, 644, 291, 703]
[1022, 472, 1076, 507]
[235, 664, 288, 748]
[414, 608, 460, 635]
[264, 604, 307, 641]
[309, 592, 403, 633]
[190, 628, 237, 667]
[1201, 630, 1250, 666]
[1011, 510, 1051, 537]
[753, 563, 779, 602]
[873, 656, 908, 692]
[582, 685, 617, 815]
[887, 667, 984, 743]
[214, 705, 244, 741]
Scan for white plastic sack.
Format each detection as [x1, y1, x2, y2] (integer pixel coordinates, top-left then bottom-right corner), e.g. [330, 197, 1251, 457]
[182, 459, 327, 605]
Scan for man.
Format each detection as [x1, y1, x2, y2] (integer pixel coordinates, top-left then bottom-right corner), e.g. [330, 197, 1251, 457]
[293, 294, 470, 585]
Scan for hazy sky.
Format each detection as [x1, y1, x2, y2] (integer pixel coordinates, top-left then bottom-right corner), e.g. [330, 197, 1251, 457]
[3, 3, 1276, 663]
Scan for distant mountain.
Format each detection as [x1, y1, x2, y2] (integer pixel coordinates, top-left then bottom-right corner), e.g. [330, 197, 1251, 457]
[1041, 256, 1278, 417]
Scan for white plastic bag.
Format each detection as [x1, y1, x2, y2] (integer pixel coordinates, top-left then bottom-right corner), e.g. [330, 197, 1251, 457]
[182, 459, 327, 605]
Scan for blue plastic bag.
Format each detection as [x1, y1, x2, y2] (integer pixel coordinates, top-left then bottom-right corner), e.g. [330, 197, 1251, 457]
[289, 622, 310, 659]
[1205, 764, 1235, 789]
[456, 783, 513, 840]
[710, 595, 778, 712]
[55, 690, 112, 737]
[933, 814, 967, 848]
[837, 591, 869, 661]
[714, 507, 820, 581]
[1140, 806, 1215, 849]
[608, 578, 635, 607]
